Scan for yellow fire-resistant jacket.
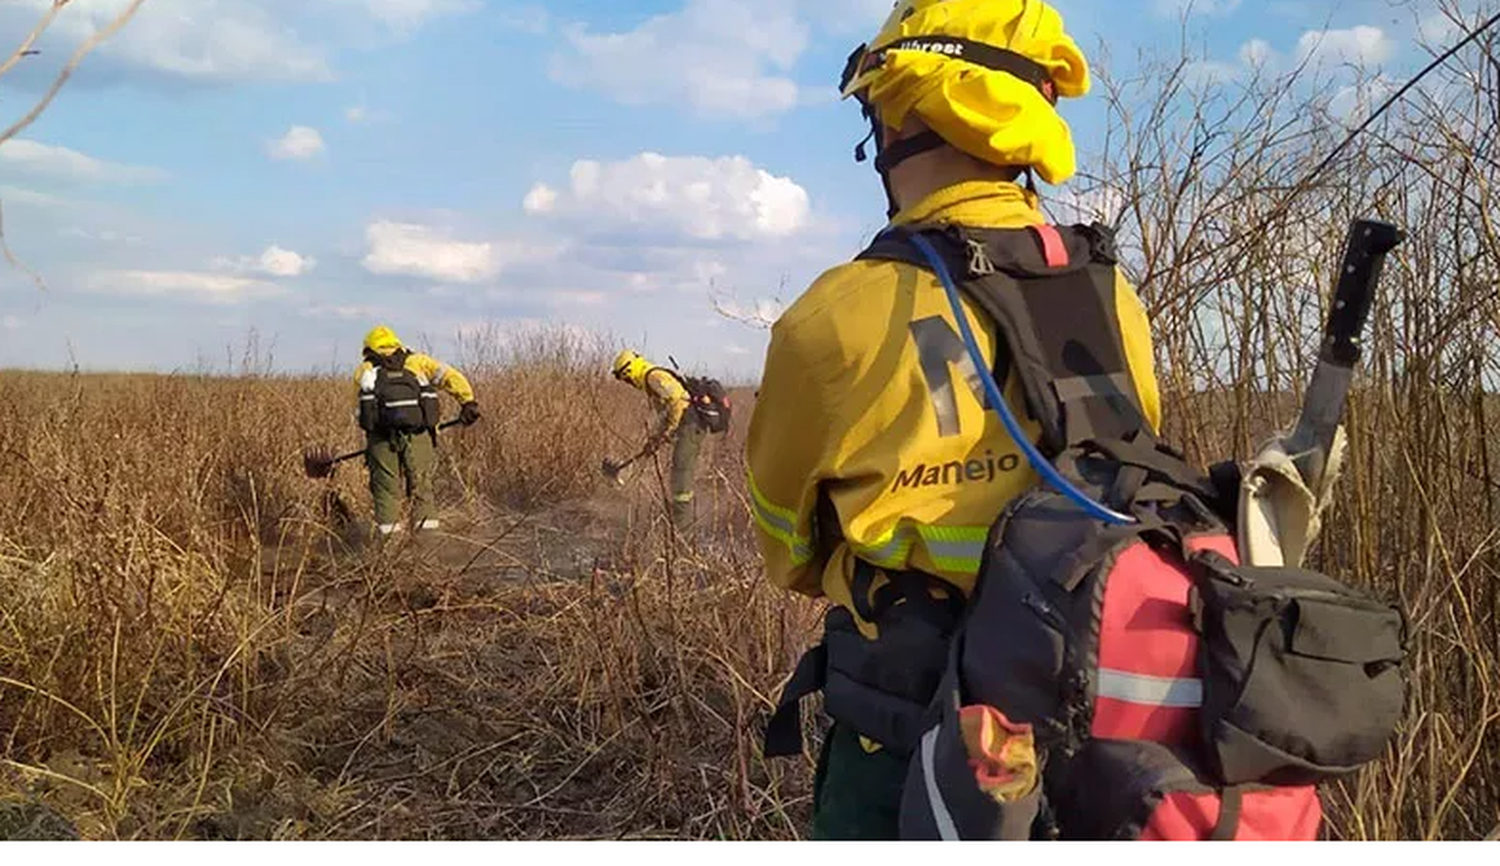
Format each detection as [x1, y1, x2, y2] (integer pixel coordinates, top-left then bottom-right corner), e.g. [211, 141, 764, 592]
[642, 368, 692, 443]
[351, 350, 476, 408]
[746, 181, 1162, 638]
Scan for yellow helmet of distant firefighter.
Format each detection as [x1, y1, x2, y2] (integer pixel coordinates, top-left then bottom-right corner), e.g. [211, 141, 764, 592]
[363, 325, 403, 355]
[837, 0, 1091, 196]
[610, 348, 654, 389]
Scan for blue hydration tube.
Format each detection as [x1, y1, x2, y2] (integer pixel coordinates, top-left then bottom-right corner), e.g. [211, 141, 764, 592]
[905, 231, 1138, 526]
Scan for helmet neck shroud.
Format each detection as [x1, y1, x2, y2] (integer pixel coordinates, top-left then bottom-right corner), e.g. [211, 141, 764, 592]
[841, 36, 1058, 219]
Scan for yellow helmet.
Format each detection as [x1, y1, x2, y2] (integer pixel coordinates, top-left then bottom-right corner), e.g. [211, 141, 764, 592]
[837, 0, 1090, 201]
[610, 348, 654, 388]
[363, 325, 403, 355]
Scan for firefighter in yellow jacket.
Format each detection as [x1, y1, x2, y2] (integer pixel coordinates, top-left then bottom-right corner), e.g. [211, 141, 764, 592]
[746, 0, 1163, 840]
[609, 349, 706, 532]
[354, 325, 480, 536]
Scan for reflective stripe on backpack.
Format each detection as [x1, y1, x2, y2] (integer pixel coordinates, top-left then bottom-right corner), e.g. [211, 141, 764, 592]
[359, 358, 436, 434]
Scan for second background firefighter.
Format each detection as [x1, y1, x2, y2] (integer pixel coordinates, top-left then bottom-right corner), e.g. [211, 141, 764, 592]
[608, 349, 732, 532]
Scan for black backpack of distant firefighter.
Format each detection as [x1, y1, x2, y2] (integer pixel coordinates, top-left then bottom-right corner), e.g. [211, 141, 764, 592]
[360, 349, 440, 434]
[654, 367, 733, 434]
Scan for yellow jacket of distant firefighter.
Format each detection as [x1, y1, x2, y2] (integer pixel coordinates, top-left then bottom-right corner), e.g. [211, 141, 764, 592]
[611, 349, 692, 443]
[745, 180, 1163, 638]
[351, 326, 476, 407]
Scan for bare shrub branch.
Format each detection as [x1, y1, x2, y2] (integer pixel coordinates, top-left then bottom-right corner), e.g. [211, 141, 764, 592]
[0, 0, 148, 147]
[0, 200, 48, 291]
[0, 0, 150, 291]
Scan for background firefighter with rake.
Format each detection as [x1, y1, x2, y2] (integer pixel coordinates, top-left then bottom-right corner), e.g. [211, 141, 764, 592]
[303, 325, 482, 538]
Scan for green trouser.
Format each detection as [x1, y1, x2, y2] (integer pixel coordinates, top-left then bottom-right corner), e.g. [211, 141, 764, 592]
[365, 429, 437, 529]
[810, 722, 908, 840]
[668, 419, 706, 530]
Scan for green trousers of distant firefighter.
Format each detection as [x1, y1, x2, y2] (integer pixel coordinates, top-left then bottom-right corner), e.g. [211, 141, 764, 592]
[365, 429, 437, 532]
[668, 419, 706, 531]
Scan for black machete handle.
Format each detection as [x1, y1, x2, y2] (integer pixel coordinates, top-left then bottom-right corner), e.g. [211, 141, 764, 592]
[1287, 218, 1405, 487]
[1320, 219, 1404, 368]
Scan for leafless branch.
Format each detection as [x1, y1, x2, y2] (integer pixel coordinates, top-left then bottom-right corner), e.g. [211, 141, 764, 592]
[0, 200, 49, 291]
[708, 277, 785, 331]
[0, 0, 151, 149]
[0, 0, 65, 83]
[0, 0, 150, 291]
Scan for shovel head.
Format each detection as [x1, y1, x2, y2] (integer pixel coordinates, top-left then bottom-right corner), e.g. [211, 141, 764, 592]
[600, 458, 628, 486]
[303, 446, 338, 479]
[1238, 424, 1349, 568]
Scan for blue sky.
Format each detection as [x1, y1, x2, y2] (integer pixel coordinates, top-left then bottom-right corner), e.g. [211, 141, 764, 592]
[0, 0, 1459, 378]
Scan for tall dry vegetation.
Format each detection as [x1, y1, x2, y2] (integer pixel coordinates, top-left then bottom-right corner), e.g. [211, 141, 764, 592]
[1065, 2, 1500, 839]
[2, 0, 1499, 844]
[0, 325, 812, 840]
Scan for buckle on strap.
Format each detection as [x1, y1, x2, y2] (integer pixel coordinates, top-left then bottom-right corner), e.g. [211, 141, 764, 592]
[1081, 433, 1219, 503]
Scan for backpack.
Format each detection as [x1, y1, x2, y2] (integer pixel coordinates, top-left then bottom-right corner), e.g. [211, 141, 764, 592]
[359, 350, 440, 435]
[652, 367, 733, 434]
[685, 375, 733, 434]
[847, 222, 1408, 841]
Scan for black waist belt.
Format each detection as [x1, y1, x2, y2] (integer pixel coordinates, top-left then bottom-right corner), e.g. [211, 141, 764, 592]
[762, 560, 966, 759]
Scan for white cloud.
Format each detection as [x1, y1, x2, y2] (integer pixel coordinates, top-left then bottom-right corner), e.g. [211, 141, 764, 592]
[362, 221, 518, 283]
[548, 0, 808, 119]
[7, 0, 481, 86]
[0, 186, 71, 209]
[16, 0, 334, 83]
[522, 183, 559, 214]
[1239, 38, 1276, 68]
[212, 244, 317, 277]
[88, 269, 282, 303]
[255, 245, 315, 277]
[266, 126, 326, 161]
[543, 0, 1072, 118]
[1297, 26, 1397, 68]
[524, 152, 811, 241]
[1329, 75, 1399, 124]
[0, 139, 167, 184]
[1179, 26, 1387, 87]
[1, 316, 21, 331]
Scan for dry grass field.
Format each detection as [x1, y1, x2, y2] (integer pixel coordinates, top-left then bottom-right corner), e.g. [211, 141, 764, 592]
[0, 330, 822, 840]
[0, 322, 1495, 841]
[2, 3, 1500, 842]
